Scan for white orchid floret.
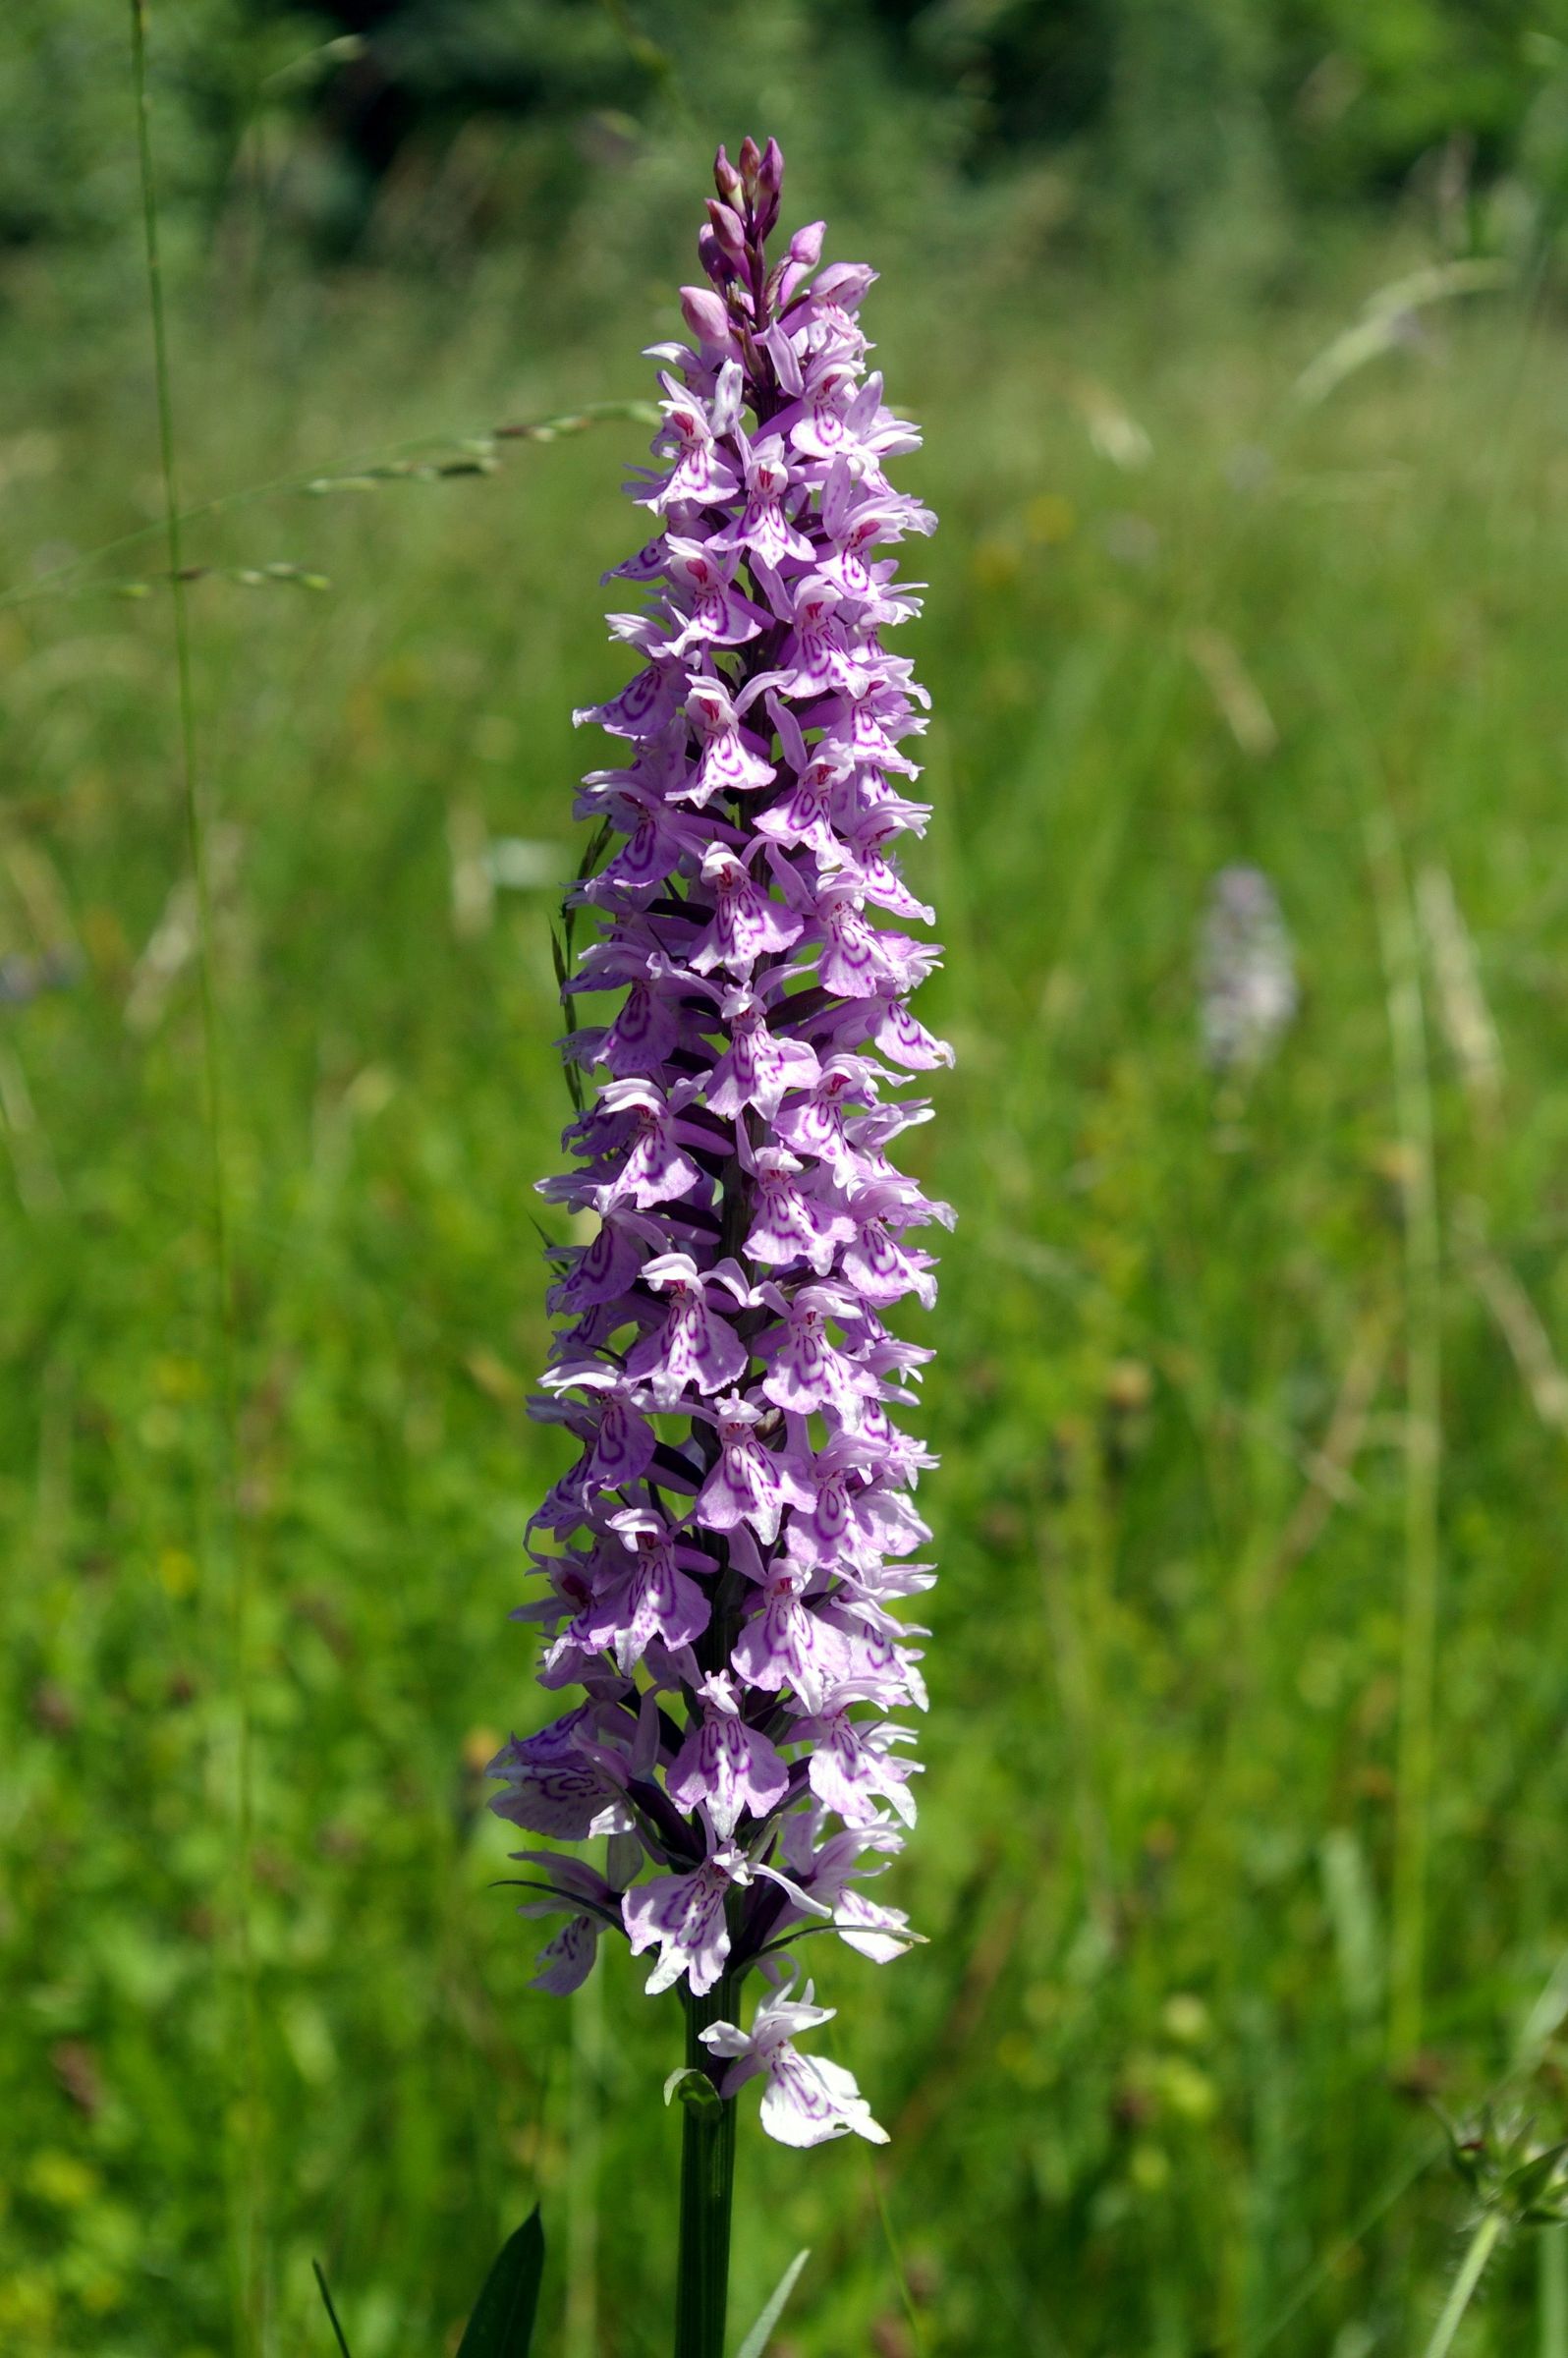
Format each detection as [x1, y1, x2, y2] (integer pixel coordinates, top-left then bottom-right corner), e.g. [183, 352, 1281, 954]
[699, 1970, 889, 2148]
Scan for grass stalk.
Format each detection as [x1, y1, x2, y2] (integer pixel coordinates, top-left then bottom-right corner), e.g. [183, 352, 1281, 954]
[1365, 806, 1442, 2066]
[1541, 2227, 1568, 2358]
[1423, 2212, 1505, 2358]
[1037, 1509, 1118, 1943]
[869, 2158, 927, 2357]
[128, 6, 259, 2346]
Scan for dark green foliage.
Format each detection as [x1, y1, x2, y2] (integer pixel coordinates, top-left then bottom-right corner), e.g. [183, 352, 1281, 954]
[7, 0, 1568, 279]
[455, 2209, 543, 2358]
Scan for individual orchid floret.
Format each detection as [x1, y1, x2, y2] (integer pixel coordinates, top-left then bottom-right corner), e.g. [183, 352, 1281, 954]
[682, 680, 776, 804]
[514, 1837, 640, 1994]
[667, 1671, 790, 1838]
[623, 1253, 753, 1404]
[495, 134, 947, 2171]
[692, 1392, 811, 1542]
[700, 1969, 889, 2148]
[625, 1841, 753, 1996]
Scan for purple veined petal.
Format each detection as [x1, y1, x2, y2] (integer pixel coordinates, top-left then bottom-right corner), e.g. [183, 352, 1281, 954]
[815, 896, 894, 999]
[588, 1081, 706, 1212]
[623, 1852, 743, 1994]
[591, 804, 693, 897]
[771, 1055, 879, 1178]
[529, 1914, 602, 1995]
[684, 680, 777, 802]
[786, 1459, 858, 1568]
[826, 991, 953, 1070]
[745, 1152, 855, 1278]
[838, 841, 935, 926]
[545, 1213, 653, 1315]
[832, 1888, 917, 1963]
[840, 1213, 938, 1311]
[750, 765, 842, 857]
[585, 1392, 658, 1492]
[694, 1419, 785, 1541]
[576, 1508, 714, 1676]
[782, 361, 860, 459]
[667, 1702, 788, 1838]
[487, 1707, 632, 1839]
[757, 1288, 875, 1423]
[759, 2045, 889, 2148]
[698, 1965, 881, 2143]
[709, 433, 815, 567]
[576, 1562, 707, 1679]
[690, 845, 805, 978]
[605, 532, 671, 585]
[798, 1702, 921, 1827]
[574, 660, 685, 742]
[705, 994, 821, 1120]
[730, 1568, 842, 1710]
[597, 979, 684, 1077]
[624, 1256, 750, 1403]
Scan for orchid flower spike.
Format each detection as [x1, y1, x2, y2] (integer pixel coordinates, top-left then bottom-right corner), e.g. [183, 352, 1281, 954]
[493, 133, 948, 2156]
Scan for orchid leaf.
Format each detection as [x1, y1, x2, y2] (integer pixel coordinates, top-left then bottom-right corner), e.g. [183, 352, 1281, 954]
[664, 2064, 724, 2119]
[455, 2207, 544, 2358]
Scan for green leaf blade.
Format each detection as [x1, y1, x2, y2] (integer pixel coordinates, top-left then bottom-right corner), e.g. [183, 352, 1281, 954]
[734, 2248, 811, 2358]
[455, 2208, 545, 2358]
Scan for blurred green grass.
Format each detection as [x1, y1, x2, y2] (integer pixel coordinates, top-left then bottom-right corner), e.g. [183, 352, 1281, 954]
[6, 243, 1568, 2358]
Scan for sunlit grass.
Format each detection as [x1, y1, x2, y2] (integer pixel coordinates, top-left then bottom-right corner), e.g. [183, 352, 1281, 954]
[5, 243, 1568, 2354]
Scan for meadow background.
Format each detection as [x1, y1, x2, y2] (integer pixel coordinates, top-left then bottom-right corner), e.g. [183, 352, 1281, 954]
[8, 4, 1568, 2354]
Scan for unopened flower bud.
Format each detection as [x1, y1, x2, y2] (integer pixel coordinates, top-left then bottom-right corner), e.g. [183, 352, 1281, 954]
[679, 284, 733, 348]
[704, 199, 749, 264]
[713, 143, 743, 204]
[756, 137, 784, 236]
[697, 226, 738, 287]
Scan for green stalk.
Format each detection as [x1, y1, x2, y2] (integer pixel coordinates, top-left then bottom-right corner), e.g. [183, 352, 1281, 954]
[676, 1979, 738, 2358]
[129, 7, 257, 2348]
[1542, 2226, 1568, 2358]
[1366, 809, 1441, 2065]
[1423, 2211, 1505, 2358]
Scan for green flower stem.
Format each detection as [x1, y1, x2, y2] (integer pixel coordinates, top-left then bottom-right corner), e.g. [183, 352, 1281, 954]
[1424, 2212, 1507, 2358]
[676, 1977, 738, 2358]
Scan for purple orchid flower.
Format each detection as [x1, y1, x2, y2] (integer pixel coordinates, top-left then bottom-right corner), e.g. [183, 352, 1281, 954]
[699, 1966, 889, 2148]
[492, 134, 946, 2160]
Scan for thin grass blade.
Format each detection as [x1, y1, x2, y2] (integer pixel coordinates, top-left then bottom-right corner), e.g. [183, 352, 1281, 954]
[734, 2249, 811, 2358]
[311, 2260, 354, 2358]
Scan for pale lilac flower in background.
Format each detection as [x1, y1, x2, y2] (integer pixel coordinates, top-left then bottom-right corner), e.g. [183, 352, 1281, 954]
[1200, 864, 1298, 1071]
[490, 133, 947, 2148]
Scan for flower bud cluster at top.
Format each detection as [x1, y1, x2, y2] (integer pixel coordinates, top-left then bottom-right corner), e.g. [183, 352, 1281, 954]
[490, 135, 949, 2149]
